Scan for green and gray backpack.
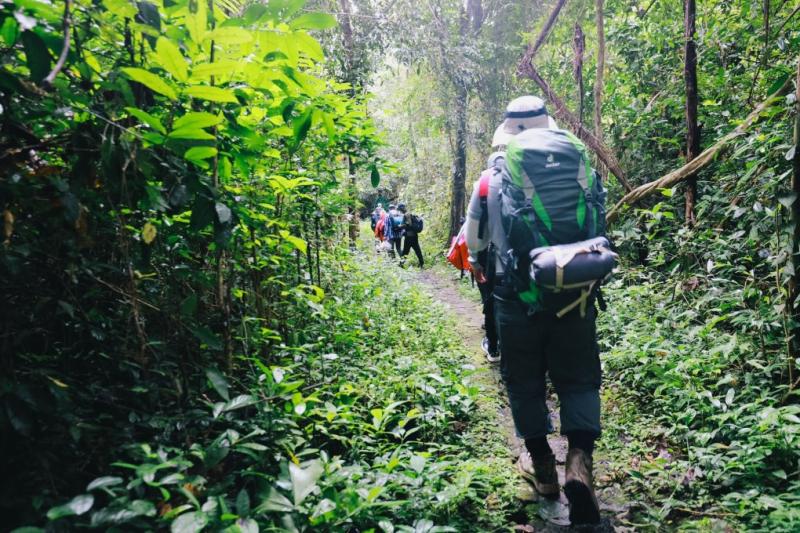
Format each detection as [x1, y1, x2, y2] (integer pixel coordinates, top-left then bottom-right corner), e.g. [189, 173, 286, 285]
[499, 127, 610, 314]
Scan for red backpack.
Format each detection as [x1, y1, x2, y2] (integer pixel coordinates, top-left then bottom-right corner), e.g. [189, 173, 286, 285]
[446, 173, 490, 271]
[446, 225, 470, 271]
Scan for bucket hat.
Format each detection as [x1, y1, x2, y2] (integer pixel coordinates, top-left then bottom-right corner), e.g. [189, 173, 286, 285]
[486, 151, 505, 168]
[502, 95, 550, 134]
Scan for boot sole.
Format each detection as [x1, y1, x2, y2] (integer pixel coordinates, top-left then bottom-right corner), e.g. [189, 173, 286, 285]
[564, 479, 601, 525]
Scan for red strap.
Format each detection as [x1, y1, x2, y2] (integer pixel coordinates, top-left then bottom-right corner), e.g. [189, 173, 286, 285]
[478, 171, 490, 198]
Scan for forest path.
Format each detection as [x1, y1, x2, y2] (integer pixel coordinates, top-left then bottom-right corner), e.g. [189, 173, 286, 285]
[415, 266, 627, 532]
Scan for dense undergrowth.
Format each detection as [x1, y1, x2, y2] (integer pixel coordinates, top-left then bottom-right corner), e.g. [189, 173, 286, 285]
[598, 112, 800, 530]
[13, 250, 517, 531]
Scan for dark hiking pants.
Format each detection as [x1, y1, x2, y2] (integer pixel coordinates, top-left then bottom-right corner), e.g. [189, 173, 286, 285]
[478, 278, 498, 353]
[389, 237, 402, 258]
[402, 234, 424, 267]
[494, 284, 602, 439]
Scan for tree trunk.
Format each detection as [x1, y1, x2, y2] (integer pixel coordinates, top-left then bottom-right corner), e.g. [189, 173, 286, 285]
[446, 4, 470, 242]
[449, 80, 468, 241]
[339, 0, 359, 247]
[593, 0, 605, 138]
[684, 0, 700, 226]
[573, 23, 585, 125]
[788, 60, 800, 385]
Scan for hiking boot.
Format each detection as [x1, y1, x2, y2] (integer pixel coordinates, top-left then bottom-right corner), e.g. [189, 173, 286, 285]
[564, 448, 601, 525]
[482, 337, 500, 363]
[517, 451, 559, 498]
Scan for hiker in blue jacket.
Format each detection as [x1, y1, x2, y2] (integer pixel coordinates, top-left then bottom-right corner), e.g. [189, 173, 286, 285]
[466, 95, 607, 526]
[384, 204, 404, 259]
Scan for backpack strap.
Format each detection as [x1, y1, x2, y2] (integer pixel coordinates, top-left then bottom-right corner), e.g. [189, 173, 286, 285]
[477, 171, 491, 240]
[564, 131, 597, 239]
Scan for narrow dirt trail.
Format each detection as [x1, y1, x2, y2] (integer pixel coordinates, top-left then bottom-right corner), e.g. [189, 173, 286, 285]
[416, 267, 627, 532]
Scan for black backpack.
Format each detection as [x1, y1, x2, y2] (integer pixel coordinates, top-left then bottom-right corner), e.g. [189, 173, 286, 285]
[499, 128, 612, 315]
[410, 215, 424, 234]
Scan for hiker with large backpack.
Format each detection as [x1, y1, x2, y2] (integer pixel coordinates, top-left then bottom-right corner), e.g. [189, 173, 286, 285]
[384, 203, 405, 259]
[370, 203, 385, 232]
[467, 96, 615, 526]
[400, 204, 424, 268]
[464, 151, 506, 364]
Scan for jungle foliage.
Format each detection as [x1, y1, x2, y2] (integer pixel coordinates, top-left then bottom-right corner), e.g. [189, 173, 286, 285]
[3, 0, 800, 531]
[0, 0, 394, 528]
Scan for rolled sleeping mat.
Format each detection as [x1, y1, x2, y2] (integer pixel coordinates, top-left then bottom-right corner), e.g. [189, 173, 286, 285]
[529, 236, 617, 290]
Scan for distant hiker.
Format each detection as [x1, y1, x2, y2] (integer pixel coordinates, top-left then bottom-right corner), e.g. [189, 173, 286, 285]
[370, 203, 385, 232]
[373, 205, 388, 252]
[465, 150, 505, 364]
[384, 203, 405, 258]
[466, 95, 614, 526]
[399, 204, 424, 267]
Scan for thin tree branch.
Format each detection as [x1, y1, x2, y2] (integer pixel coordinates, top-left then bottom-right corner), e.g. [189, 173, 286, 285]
[518, 61, 632, 192]
[519, 0, 568, 67]
[748, 0, 771, 106]
[774, 3, 800, 36]
[515, 0, 630, 191]
[43, 0, 72, 86]
[606, 76, 792, 223]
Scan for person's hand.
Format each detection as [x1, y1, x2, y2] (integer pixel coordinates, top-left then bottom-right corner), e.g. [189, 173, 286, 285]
[472, 264, 487, 284]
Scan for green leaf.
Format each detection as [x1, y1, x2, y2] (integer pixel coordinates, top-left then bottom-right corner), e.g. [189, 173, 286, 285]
[171, 511, 208, 533]
[190, 61, 239, 82]
[90, 500, 156, 526]
[188, 324, 223, 350]
[102, 0, 137, 18]
[265, 0, 306, 19]
[180, 294, 197, 317]
[186, 0, 207, 44]
[1, 17, 19, 46]
[236, 488, 251, 517]
[125, 107, 166, 134]
[173, 112, 223, 130]
[288, 12, 338, 30]
[121, 67, 177, 100]
[184, 146, 218, 162]
[370, 165, 380, 187]
[221, 394, 257, 412]
[256, 488, 293, 513]
[293, 32, 324, 61]
[290, 460, 323, 505]
[290, 108, 313, 152]
[279, 230, 307, 254]
[767, 72, 791, 95]
[142, 222, 157, 244]
[206, 27, 253, 45]
[185, 86, 239, 103]
[136, 1, 161, 30]
[156, 37, 188, 82]
[86, 476, 123, 491]
[233, 518, 258, 533]
[168, 127, 215, 140]
[22, 31, 51, 83]
[409, 455, 426, 473]
[47, 494, 94, 520]
[215, 203, 232, 224]
[206, 368, 230, 401]
[190, 194, 215, 229]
